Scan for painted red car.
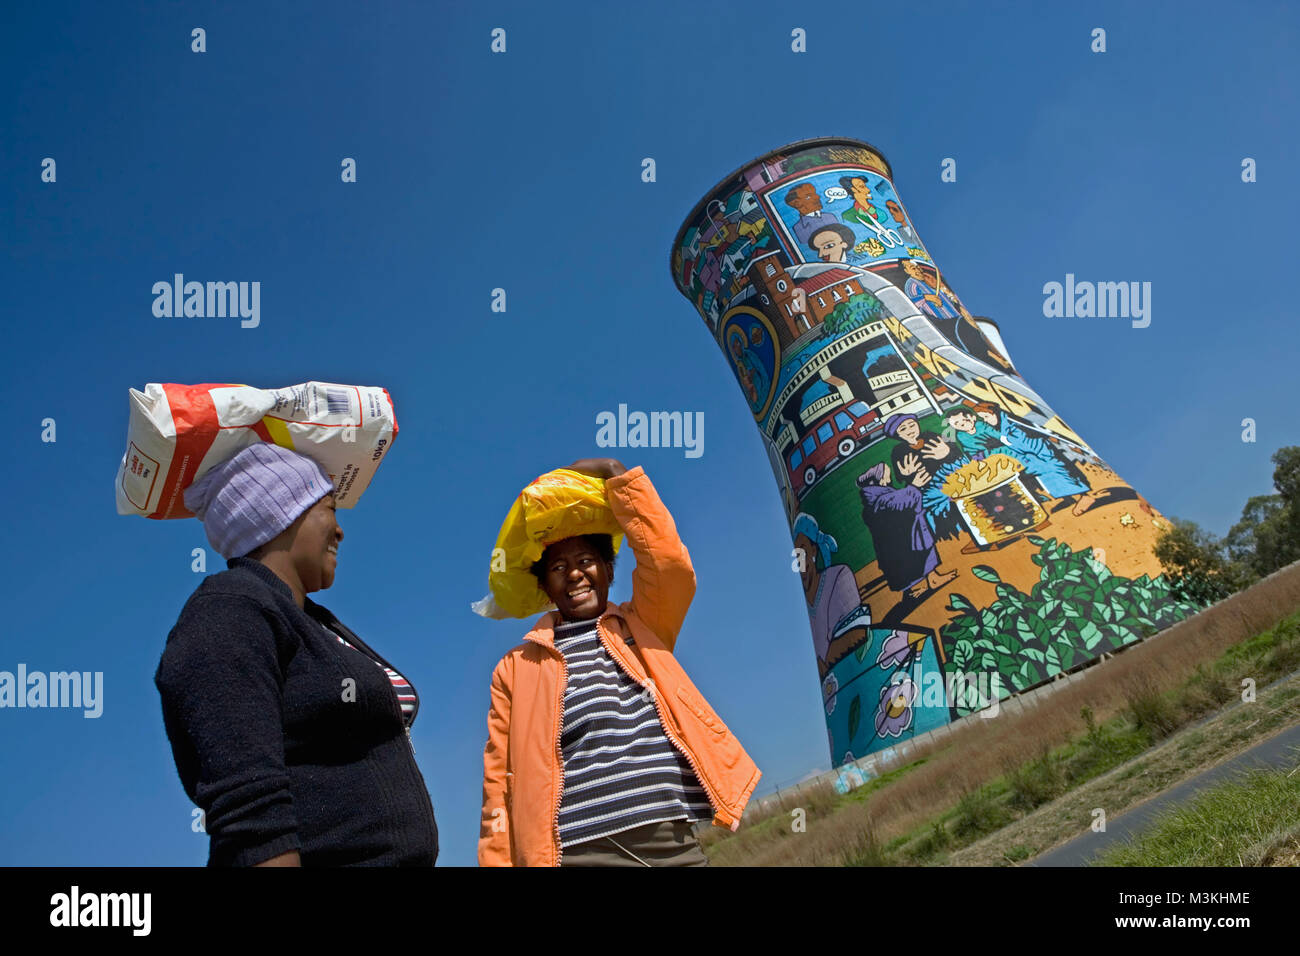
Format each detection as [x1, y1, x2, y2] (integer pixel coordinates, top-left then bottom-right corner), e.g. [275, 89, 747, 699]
[787, 401, 881, 495]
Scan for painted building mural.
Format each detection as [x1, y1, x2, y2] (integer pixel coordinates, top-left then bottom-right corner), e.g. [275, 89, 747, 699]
[669, 137, 1197, 767]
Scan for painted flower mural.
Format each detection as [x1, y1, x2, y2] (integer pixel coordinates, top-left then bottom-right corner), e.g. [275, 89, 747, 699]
[875, 677, 919, 738]
[822, 672, 839, 716]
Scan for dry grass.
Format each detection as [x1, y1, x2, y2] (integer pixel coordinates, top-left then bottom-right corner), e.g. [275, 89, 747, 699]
[708, 560, 1300, 866]
[1265, 830, 1300, 866]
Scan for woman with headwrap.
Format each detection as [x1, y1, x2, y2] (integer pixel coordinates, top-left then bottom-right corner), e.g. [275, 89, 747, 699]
[858, 461, 957, 598]
[883, 413, 968, 540]
[477, 459, 760, 867]
[155, 442, 438, 867]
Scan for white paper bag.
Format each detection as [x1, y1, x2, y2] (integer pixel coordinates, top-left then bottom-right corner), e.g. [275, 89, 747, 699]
[115, 381, 397, 519]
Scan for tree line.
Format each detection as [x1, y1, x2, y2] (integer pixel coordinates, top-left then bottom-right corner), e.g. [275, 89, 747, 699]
[1154, 446, 1300, 605]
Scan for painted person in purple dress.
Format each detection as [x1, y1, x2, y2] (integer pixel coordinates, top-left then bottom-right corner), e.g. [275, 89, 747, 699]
[858, 462, 958, 599]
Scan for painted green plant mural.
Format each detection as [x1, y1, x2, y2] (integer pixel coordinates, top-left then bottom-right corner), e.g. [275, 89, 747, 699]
[823, 292, 885, 336]
[941, 535, 1199, 716]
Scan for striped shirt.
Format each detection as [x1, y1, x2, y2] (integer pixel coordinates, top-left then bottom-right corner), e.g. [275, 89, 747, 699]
[553, 617, 713, 848]
[321, 622, 417, 726]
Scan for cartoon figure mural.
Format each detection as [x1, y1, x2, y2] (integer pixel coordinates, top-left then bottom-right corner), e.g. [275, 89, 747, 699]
[670, 138, 1198, 764]
[838, 175, 885, 229]
[944, 403, 1102, 515]
[792, 512, 871, 677]
[884, 198, 921, 247]
[785, 182, 842, 246]
[900, 258, 963, 320]
[808, 223, 856, 264]
[883, 412, 970, 540]
[856, 462, 958, 599]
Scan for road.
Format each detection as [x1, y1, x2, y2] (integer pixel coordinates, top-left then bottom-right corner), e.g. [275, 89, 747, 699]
[1029, 717, 1300, 866]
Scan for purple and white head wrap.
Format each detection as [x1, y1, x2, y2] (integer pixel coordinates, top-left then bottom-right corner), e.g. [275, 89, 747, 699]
[183, 443, 333, 559]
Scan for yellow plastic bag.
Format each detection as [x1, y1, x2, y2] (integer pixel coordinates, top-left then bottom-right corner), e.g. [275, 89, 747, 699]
[472, 468, 624, 620]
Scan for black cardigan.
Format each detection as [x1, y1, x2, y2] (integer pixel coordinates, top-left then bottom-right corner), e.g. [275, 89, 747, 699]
[155, 557, 438, 866]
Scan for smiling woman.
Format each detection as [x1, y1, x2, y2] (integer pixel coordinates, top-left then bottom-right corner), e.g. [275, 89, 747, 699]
[154, 442, 438, 867]
[477, 458, 761, 867]
[530, 533, 618, 621]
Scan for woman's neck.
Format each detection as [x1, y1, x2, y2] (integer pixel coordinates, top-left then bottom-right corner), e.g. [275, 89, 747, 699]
[255, 554, 306, 608]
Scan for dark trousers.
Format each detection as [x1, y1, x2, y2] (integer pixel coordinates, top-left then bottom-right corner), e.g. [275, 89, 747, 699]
[560, 819, 709, 867]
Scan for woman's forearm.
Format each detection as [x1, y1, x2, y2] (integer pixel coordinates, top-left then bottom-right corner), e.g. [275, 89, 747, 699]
[604, 467, 696, 649]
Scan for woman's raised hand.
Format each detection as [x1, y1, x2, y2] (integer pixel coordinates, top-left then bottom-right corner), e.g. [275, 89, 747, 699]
[566, 458, 628, 479]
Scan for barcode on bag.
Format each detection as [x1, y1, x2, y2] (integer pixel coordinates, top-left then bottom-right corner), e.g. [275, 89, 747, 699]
[325, 387, 351, 415]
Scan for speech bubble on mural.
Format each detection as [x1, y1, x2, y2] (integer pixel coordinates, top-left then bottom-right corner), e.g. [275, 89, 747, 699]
[823, 186, 848, 201]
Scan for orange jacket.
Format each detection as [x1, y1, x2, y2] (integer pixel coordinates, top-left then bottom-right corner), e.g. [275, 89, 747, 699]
[477, 466, 761, 866]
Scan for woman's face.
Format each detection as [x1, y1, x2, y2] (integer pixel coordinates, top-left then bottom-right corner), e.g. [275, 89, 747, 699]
[539, 537, 612, 621]
[291, 494, 343, 592]
[897, 418, 921, 444]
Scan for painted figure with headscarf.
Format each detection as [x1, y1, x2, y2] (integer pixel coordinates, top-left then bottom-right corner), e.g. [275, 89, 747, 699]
[792, 512, 871, 677]
[857, 462, 958, 599]
[883, 413, 969, 539]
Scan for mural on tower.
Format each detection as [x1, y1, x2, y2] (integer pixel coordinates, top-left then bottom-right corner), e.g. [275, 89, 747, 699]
[670, 138, 1197, 767]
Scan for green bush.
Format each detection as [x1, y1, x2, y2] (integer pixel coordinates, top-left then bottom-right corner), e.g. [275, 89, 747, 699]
[1008, 752, 1066, 811]
[1264, 639, 1300, 676]
[901, 820, 954, 863]
[1065, 710, 1148, 783]
[1124, 677, 1180, 741]
[951, 785, 1012, 841]
[1003, 844, 1034, 863]
[845, 824, 889, 867]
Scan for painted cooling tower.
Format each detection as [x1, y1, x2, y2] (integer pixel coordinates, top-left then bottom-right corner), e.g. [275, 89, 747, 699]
[669, 137, 1196, 767]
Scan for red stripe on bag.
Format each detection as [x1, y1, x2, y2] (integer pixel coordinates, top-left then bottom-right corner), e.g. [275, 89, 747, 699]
[151, 384, 232, 520]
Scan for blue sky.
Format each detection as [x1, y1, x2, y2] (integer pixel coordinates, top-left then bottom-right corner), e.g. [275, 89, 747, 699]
[1, 1, 1296, 866]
